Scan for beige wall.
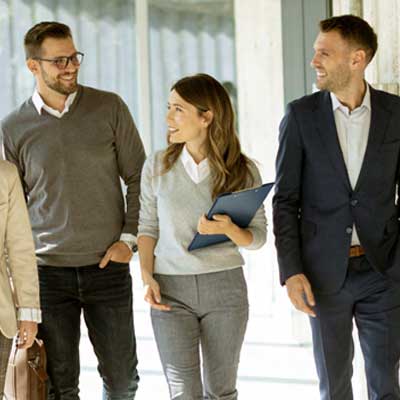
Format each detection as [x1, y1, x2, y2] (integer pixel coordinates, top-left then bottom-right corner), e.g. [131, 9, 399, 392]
[333, 0, 400, 95]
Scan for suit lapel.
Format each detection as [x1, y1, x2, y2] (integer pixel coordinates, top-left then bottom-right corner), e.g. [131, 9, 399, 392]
[315, 91, 352, 191]
[354, 87, 391, 191]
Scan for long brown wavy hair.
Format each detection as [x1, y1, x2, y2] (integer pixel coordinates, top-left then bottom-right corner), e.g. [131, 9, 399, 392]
[162, 73, 254, 199]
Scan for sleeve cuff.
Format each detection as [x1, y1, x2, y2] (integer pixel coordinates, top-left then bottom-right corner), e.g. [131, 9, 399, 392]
[242, 228, 267, 250]
[17, 308, 42, 323]
[120, 233, 137, 247]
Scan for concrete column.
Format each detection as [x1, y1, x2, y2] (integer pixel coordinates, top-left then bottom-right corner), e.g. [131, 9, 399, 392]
[363, 0, 400, 94]
[234, 0, 297, 338]
[135, 0, 153, 153]
[234, 0, 283, 181]
[332, 0, 362, 16]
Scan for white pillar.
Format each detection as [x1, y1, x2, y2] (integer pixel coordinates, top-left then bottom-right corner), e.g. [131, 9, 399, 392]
[332, 0, 363, 16]
[234, 0, 295, 335]
[363, 0, 400, 94]
[234, 0, 283, 183]
[135, 0, 153, 153]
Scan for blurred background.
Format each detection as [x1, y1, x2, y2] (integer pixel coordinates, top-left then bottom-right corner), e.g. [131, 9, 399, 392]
[1, 0, 399, 398]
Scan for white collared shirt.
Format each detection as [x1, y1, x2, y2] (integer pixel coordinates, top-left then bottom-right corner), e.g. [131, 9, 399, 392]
[331, 84, 371, 245]
[180, 145, 210, 183]
[32, 89, 77, 118]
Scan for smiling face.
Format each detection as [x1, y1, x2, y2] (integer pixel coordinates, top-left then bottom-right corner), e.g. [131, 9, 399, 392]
[310, 30, 354, 93]
[29, 36, 80, 97]
[166, 89, 209, 150]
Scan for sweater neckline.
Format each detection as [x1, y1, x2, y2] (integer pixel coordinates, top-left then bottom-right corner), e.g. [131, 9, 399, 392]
[28, 85, 84, 121]
[176, 157, 212, 188]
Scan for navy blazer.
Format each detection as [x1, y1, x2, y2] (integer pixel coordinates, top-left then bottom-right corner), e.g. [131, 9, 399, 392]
[273, 87, 400, 294]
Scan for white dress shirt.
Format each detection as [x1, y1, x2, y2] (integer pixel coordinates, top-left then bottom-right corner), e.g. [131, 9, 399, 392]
[331, 84, 371, 246]
[180, 145, 210, 183]
[32, 89, 77, 118]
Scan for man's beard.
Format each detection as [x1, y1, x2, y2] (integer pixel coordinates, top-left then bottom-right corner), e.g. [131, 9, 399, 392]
[41, 65, 78, 95]
[316, 65, 352, 93]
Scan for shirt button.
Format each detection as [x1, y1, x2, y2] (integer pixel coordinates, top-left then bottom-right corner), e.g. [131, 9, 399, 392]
[351, 199, 358, 206]
[346, 227, 353, 234]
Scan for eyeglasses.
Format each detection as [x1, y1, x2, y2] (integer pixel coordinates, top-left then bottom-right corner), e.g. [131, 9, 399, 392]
[33, 52, 84, 70]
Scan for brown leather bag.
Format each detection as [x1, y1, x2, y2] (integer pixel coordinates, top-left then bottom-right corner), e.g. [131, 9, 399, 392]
[4, 338, 48, 400]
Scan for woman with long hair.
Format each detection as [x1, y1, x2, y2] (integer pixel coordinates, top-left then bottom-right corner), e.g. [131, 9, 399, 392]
[137, 73, 267, 399]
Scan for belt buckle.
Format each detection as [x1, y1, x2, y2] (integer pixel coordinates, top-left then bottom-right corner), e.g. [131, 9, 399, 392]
[349, 245, 364, 258]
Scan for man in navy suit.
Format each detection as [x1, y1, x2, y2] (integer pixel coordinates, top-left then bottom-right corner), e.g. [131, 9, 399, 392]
[273, 15, 400, 400]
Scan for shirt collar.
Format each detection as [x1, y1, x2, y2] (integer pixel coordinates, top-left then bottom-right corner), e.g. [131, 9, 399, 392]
[330, 83, 371, 114]
[32, 89, 77, 116]
[180, 145, 208, 168]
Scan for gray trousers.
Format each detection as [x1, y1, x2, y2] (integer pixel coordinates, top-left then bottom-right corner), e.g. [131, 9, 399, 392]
[0, 332, 12, 397]
[151, 267, 249, 400]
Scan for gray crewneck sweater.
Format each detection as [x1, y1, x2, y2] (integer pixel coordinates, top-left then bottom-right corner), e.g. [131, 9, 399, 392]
[138, 151, 267, 275]
[1, 85, 145, 266]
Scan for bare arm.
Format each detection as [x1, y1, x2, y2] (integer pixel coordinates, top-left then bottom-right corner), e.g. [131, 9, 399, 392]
[137, 235, 170, 311]
[138, 235, 156, 283]
[225, 219, 254, 247]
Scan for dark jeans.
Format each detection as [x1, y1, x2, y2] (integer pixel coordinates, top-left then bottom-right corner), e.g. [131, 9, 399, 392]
[310, 256, 400, 400]
[38, 262, 139, 400]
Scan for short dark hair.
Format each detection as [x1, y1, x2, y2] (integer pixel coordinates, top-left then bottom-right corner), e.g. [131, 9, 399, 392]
[319, 15, 378, 63]
[24, 21, 72, 59]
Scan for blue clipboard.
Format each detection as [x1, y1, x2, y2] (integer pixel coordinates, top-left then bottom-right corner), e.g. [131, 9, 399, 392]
[188, 182, 274, 251]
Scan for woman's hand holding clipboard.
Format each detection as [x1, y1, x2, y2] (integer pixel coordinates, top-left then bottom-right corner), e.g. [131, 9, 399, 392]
[188, 182, 274, 251]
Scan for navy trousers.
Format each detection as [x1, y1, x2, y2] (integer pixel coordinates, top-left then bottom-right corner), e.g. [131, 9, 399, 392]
[310, 256, 400, 400]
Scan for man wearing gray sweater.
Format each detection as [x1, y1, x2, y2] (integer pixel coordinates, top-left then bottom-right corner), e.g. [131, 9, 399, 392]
[1, 22, 145, 400]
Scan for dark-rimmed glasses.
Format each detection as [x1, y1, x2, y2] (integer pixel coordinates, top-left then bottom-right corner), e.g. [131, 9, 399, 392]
[33, 52, 84, 70]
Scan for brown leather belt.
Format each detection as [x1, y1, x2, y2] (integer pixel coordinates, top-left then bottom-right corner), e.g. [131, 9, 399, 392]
[349, 245, 365, 258]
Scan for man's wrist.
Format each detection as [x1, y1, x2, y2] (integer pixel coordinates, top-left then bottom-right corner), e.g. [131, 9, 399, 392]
[120, 240, 134, 253]
[120, 233, 137, 252]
